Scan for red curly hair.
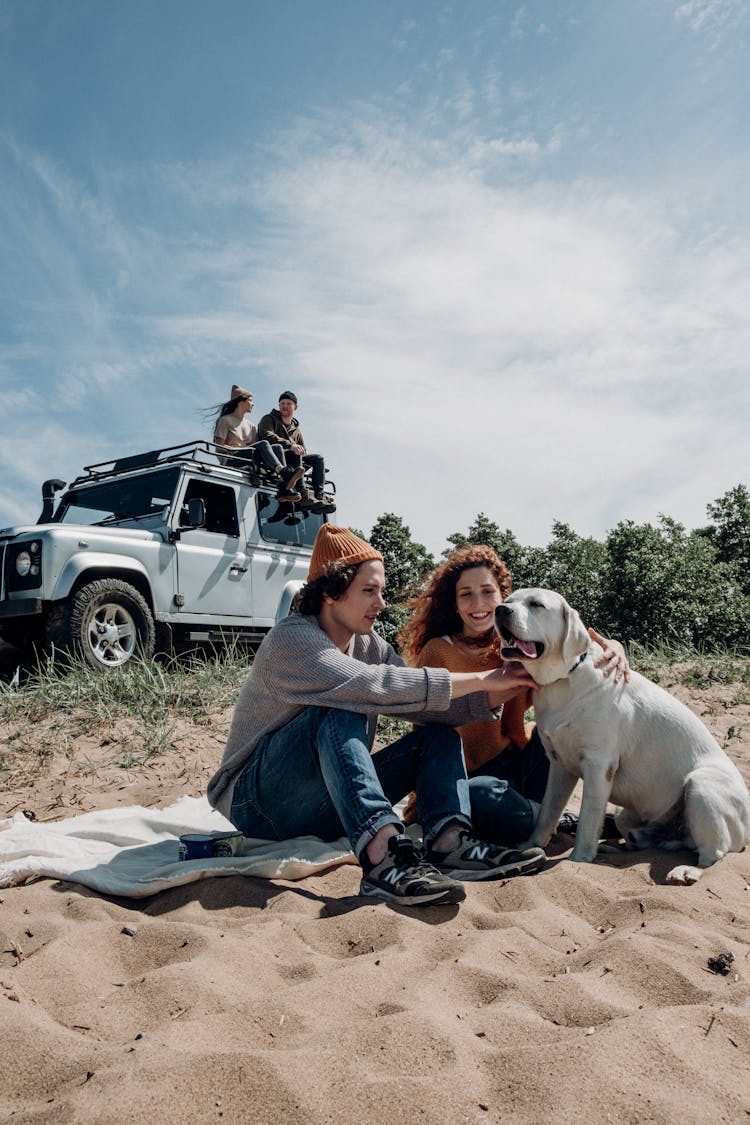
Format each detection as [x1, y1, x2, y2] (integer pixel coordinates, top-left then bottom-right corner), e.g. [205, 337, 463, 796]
[398, 544, 512, 665]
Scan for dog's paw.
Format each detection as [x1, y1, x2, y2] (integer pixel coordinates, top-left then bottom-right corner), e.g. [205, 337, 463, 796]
[666, 864, 702, 885]
[568, 849, 596, 863]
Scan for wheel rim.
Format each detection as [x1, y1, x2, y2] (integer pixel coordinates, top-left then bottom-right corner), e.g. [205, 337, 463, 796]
[86, 602, 138, 667]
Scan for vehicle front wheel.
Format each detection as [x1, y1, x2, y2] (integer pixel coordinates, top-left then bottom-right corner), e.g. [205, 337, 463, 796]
[46, 579, 156, 671]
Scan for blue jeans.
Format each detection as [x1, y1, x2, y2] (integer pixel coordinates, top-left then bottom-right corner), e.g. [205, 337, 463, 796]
[466, 776, 536, 844]
[469, 729, 550, 804]
[229, 706, 472, 859]
[460, 729, 549, 845]
[287, 451, 325, 495]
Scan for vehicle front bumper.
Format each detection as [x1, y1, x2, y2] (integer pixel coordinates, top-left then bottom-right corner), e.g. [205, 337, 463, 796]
[0, 599, 44, 620]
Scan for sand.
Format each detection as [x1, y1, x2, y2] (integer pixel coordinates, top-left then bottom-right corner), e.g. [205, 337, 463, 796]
[1, 665, 749, 1124]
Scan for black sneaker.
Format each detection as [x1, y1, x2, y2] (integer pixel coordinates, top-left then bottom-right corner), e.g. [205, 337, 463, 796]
[555, 812, 620, 840]
[602, 813, 620, 840]
[425, 831, 546, 882]
[360, 834, 466, 906]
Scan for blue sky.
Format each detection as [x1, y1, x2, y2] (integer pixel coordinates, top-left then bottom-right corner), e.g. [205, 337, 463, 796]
[1, 0, 748, 555]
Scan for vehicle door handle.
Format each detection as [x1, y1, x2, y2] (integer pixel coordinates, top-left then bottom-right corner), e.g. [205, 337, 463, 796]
[229, 564, 248, 573]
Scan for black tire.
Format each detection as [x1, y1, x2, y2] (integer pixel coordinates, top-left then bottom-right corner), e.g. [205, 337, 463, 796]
[0, 622, 41, 651]
[154, 621, 175, 662]
[46, 579, 156, 671]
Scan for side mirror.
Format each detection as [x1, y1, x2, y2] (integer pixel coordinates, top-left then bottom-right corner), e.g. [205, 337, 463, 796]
[38, 478, 67, 524]
[187, 497, 206, 528]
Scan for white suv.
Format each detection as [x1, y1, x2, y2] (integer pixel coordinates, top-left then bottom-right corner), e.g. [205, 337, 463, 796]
[0, 441, 331, 670]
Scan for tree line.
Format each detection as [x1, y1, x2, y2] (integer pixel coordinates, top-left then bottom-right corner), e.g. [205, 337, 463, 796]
[358, 484, 750, 655]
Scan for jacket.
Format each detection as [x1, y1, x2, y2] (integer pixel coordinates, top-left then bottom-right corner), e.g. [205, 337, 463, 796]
[257, 408, 305, 451]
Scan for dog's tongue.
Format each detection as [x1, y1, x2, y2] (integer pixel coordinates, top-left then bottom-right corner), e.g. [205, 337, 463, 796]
[515, 638, 538, 658]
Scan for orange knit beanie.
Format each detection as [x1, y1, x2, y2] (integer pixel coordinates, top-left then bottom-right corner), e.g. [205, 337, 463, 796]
[307, 525, 383, 581]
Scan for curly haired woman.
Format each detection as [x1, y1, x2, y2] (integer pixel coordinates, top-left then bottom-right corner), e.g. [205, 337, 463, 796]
[398, 545, 628, 843]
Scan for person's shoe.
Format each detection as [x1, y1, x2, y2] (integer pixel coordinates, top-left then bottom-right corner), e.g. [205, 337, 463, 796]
[295, 488, 318, 511]
[279, 464, 305, 491]
[312, 492, 336, 514]
[360, 834, 466, 906]
[425, 831, 546, 882]
[276, 487, 302, 503]
[555, 812, 621, 840]
[556, 812, 578, 835]
[601, 813, 620, 840]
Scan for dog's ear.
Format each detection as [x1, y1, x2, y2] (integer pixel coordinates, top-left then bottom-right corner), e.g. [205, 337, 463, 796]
[560, 598, 589, 668]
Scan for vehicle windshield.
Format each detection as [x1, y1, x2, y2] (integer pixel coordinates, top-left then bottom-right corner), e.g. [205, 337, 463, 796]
[53, 468, 181, 526]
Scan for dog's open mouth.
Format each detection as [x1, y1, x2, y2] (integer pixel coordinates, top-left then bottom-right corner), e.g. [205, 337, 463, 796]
[498, 627, 544, 661]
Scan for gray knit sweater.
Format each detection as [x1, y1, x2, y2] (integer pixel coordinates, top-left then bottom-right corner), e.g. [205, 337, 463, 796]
[206, 614, 500, 818]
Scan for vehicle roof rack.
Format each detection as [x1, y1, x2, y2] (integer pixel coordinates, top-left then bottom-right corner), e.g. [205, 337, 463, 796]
[72, 440, 336, 494]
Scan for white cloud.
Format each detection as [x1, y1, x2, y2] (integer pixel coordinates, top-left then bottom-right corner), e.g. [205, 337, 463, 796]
[1, 110, 747, 556]
[674, 0, 747, 44]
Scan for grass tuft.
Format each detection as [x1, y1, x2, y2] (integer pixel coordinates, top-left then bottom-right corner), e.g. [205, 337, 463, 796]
[629, 642, 750, 691]
[0, 643, 253, 733]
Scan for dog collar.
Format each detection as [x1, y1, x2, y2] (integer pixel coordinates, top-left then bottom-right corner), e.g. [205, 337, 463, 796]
[568, 651, 589, 674]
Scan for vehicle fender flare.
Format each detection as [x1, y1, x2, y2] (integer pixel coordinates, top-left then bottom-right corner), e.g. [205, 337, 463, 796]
[275, 579, 304, 623]
[51, 554, 154, 603]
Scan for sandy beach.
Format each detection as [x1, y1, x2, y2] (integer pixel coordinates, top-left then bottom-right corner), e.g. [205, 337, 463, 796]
[1, 663, 749, 1124]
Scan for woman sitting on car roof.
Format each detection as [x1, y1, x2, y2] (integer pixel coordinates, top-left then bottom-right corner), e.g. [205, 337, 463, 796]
[211, 385, 303, 504]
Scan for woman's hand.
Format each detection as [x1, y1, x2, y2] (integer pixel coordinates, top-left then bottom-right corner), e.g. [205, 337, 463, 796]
[588, 626, 630, 683]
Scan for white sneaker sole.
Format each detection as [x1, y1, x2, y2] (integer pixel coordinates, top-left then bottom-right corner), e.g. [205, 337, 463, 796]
[359, 878, 466, 905]
[435, 850, 546, 882]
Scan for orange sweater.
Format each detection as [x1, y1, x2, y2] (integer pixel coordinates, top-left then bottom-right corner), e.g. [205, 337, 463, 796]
[416, 637, 533, 773]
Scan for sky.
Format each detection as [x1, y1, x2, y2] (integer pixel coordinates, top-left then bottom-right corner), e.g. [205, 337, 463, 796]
[1, 0, 748, 557]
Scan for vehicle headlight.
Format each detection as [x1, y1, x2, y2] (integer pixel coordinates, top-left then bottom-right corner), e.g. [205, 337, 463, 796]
[15, 551, 32, 576]
[7, 540, 43, 589]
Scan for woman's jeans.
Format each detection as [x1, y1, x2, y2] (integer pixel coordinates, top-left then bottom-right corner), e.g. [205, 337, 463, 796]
[229, 441, 286, 473]
[230, 707, 472, 859]
[464, 729, 550, 845]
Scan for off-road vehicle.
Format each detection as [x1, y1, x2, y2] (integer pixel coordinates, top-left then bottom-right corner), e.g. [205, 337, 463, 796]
[0, 441, 333, 670]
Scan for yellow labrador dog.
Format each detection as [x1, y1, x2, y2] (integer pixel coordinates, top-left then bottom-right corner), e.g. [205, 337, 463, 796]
[495, 589, 750, 884]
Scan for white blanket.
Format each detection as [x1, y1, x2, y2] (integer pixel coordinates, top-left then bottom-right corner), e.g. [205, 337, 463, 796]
[0, 796, 356, 898]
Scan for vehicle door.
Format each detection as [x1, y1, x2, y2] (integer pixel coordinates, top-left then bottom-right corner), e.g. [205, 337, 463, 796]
[241, 490, 325, 625]
[173, 476, 252, 618]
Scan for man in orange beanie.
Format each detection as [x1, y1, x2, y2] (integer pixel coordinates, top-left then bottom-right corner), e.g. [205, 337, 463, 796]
[208, 525, 545, 907]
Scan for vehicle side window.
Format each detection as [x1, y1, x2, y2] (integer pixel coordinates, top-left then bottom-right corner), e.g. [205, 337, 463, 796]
[181, 479, 239, 537]
[256, 493, 323, 547]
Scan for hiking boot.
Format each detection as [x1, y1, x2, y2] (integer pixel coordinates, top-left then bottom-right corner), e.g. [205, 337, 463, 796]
[276, 486, 302, 503]
[360, 834, 466, 906]
[290, 490, 314, 513]
[279, 464, 305, 491]
[312, 492, 336, 514]
[425, 831, 546, 882]
[556, 812, 578, 835]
